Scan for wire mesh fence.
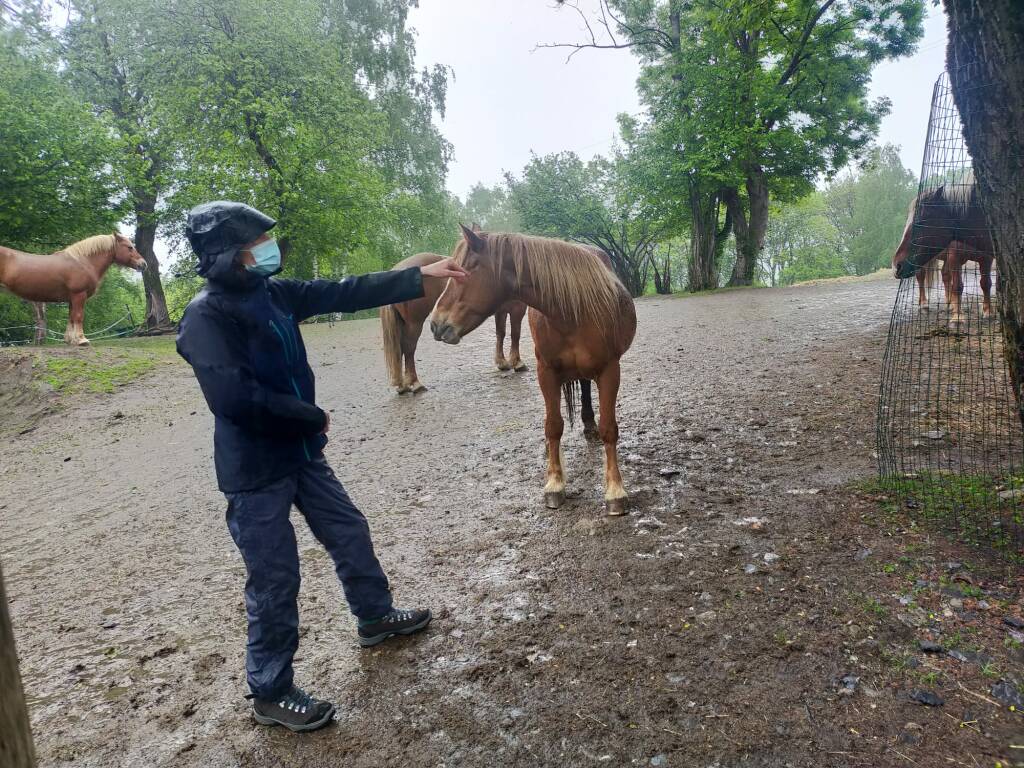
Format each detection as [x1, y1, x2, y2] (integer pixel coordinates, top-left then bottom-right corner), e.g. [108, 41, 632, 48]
[877, 72, 1024, 562]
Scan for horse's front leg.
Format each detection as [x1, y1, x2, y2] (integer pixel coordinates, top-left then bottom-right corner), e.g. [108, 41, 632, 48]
[494, 311, 510, 371]
[508, 305, 528, 372]
[917, 270, 928, 311]
[580, 379, 599, 441]
[401, 320, 426, 393]
[597, 362, 627, 516]
[68, 292, 89, 346]
[537, 363, 566, 508]
[980, 259, 994, 318]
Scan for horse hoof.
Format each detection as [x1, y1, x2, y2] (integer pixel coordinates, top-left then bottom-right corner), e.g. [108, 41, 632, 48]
[544, 491, 565, 509]
[496, 362, 512, 372]
[513, 362, 529, 372]
[411, 382, 428, 394]
[583, 424, 600, 442]
[397, 386, 411, 395]
[605, 498, 628, 517]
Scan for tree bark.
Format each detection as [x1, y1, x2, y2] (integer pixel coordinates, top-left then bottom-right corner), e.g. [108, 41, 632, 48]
[726, 167, 769, 287]
[132, 193, 172, 330]
[688, 186, 721, 292]
[0, 558, 35, 768]
[944, 0, 1024, 426]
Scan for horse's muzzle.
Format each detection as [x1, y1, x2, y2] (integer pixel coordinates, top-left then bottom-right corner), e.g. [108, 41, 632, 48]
[431, 320, 461, 345]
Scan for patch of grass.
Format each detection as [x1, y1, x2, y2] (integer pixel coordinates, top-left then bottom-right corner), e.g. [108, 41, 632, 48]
[44, 356, 159, 394]
[857, 474, 1024, 565]
[862, 596, 889, 617]
[36, 337, 178, 395]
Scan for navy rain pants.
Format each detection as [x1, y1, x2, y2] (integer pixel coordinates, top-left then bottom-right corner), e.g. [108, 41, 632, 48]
[225, 456, 392, 700]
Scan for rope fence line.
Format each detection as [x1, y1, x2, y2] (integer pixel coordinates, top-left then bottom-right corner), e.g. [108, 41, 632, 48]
[0, 311, 136, 347]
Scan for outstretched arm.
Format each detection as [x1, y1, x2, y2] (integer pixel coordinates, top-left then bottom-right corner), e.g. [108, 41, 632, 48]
[273, 259, 469, 322]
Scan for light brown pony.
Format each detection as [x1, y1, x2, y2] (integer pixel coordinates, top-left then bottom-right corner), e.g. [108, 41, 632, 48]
[381, 252, 528, 394]
[0, 234, 146, 345]
[431, 227, 637, 515]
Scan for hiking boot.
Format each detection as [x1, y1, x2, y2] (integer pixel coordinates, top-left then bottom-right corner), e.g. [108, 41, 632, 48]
[358, 607, 432, 647]
[248, 685, 335, 732]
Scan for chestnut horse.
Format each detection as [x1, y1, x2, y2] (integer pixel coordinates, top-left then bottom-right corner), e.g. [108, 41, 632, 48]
[0, 233, 145, 345]
[431, 227, 637, 515]
[893, 179, 995, 323]
[380, 251, 529, 394]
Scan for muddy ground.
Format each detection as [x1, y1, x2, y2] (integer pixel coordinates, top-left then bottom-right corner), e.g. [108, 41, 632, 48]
[1, 278, 1021, 768]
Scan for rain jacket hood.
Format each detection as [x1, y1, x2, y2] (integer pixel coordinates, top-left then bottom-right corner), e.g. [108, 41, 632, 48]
[186, 201, 278, 282]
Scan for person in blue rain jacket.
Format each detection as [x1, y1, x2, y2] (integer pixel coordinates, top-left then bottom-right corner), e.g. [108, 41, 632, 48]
[176, 201, 468, 732]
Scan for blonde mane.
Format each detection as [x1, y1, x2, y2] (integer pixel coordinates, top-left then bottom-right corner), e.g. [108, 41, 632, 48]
[458, 232, 623, 327]
[65, 234, 116, 262]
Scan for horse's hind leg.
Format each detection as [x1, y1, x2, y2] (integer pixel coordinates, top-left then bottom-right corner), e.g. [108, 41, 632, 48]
[537, 362, 566, 508]
[597, 362, 627, 516]
[580, 379, 599, 441]
[508, 304, 528, 372]
[917, 270, 928, 311]
[31, 302, 46, 346]
[494, 311, 511, 371]
[401, 321, 426, 393]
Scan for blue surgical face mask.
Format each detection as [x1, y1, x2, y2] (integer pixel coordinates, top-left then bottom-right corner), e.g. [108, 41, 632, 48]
[245, 239, 281, 276]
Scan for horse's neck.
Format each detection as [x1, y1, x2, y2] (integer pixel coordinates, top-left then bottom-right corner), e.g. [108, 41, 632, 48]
[78, 248, 115, 277]
[504, 260, 574, 329]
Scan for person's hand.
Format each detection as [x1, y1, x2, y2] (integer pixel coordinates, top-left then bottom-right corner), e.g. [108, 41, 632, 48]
[320, 410, 331, 435]
[421, 258, 469, 283]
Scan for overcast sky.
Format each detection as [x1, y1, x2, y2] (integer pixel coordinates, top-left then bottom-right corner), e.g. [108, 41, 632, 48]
[409, 0, 951, 199]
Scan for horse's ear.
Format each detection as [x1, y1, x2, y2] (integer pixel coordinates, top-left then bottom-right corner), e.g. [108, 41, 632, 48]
[460, 223, 486, 252]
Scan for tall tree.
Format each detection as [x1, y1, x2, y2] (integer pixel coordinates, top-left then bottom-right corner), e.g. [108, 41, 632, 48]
[548, 0, 924, 288]
[507, 151, 661, 296]
[944, 0, 1024, 425]
[62, 0, 174, 330]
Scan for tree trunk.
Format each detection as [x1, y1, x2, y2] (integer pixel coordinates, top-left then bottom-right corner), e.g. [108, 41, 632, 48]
[0, 559, 35, 768]
[133, 194, 172, 330]
[726, 167, 769, 287]
[944, 0, 1024, 426]
[688, 186, 720, 292]
[30, 303, 46, 346]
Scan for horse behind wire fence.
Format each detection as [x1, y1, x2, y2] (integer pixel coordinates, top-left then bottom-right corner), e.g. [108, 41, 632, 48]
[877, 71, 1024, 562]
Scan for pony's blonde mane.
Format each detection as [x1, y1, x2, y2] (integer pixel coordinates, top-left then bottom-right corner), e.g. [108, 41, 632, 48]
[941, 169, 976, 213]
[458, 232, 622, 326]
[65, 234, 116, 262]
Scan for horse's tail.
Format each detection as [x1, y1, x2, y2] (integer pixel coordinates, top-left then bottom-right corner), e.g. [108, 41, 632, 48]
[562, 379, 579, 427]
[380, 304, 404, 387]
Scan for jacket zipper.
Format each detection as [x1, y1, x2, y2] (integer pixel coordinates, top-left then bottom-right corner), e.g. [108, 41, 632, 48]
[270, 319, 312, 461]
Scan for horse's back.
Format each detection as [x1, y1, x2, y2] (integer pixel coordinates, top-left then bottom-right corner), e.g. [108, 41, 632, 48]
[0, 247, 84, 301]
[391, 252, 445, 324]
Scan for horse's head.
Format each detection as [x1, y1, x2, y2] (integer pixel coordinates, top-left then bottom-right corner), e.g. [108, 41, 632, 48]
[113, 233, 147, 272]
[431, 224, 512, 345]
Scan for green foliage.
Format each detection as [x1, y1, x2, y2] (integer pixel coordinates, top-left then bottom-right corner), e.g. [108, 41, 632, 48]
[458, 184, 523, 233]
[566, 0, 925, 286]
[0, 10, 123, 250]
[754, 146, 917, 286]
[506, 151, 662, 296]
[825, 145, 918, 275]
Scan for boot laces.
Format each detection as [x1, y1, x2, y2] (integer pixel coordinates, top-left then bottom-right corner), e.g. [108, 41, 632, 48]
[278, 686, 315, 715]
